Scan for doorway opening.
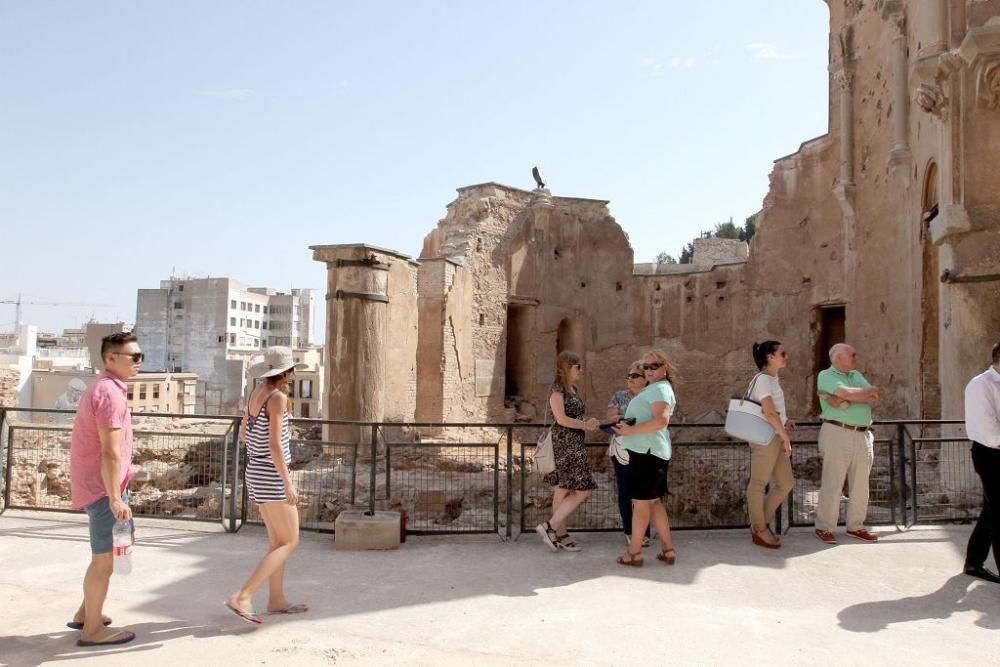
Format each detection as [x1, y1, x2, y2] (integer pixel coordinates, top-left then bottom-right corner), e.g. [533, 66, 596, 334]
[814, 305, 846, 413]
[504, 305, 532, 398]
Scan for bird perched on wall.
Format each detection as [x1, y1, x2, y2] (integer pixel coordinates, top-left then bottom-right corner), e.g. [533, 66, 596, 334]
[532, 166, 547, 190]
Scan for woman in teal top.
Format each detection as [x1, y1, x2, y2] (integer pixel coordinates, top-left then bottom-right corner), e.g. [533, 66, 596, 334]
[613, 349, 677, 567]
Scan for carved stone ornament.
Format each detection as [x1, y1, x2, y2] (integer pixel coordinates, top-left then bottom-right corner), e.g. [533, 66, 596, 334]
[833, 69, 853, 91]
[915, 82, 946, 117]
[976, 57, 1000, 110]
[879, 0, 905, 32]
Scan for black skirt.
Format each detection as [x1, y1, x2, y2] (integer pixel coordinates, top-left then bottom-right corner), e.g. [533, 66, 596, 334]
[626, 449, 670, 500]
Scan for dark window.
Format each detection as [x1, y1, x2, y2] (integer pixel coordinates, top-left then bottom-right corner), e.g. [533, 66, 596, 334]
[153, 385, 160, 399]
[814, 305, 846, 413]
[301, 403, 310, 418]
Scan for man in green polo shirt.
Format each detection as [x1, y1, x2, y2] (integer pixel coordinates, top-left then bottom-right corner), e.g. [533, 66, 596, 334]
[814, 343, 881, 545]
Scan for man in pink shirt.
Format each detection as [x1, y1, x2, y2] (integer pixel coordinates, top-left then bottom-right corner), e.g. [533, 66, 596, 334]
[69, 332, 142, 647]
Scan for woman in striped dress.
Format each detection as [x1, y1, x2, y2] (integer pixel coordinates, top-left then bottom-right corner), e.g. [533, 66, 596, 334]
[226, 347, 307, 624]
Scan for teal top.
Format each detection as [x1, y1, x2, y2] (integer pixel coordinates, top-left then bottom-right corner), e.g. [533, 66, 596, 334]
[817, 367, 873, 426]
[621, 380, 676, 460]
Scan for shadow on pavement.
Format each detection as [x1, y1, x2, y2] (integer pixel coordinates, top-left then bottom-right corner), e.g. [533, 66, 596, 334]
[837, 573, 1000, 632]
[0, 619, 256, 667]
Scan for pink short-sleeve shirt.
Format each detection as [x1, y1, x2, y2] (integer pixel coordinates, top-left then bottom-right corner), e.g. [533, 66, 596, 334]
[70, 371, 133, 509]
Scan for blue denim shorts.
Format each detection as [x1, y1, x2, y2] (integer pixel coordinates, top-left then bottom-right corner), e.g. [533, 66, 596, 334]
[84, 492, 131, 554]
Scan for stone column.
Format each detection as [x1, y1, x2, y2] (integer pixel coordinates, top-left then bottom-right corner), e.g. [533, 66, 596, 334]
[311, 245, 401, 449]
[883, 0, 912, 174]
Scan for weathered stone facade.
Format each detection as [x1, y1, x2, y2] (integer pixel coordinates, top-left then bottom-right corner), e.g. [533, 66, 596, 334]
[0, 368, 20, 408]
[315, 1, 1000, 429]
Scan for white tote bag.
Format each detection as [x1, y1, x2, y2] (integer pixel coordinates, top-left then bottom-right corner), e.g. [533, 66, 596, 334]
[724, 373, 776, 446]
[534, 402, 556, 475]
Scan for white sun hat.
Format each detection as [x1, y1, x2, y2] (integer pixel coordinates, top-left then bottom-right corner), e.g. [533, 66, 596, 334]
[249, 346, 308, 379]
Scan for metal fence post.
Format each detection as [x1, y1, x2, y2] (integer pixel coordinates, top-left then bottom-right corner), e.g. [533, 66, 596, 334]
[369, 424, 378, 515]
[909, 426, 919, 526]
[493, 436, 500, 536]
[0, 409, 7, 514]
[505, 426, 513, 540]
[896, 424, 910, 528]
[3, 423, 13, 513]
[229, 418, 241, 533]
[520, 443, 527, 535]
[221, 418, 229, 531]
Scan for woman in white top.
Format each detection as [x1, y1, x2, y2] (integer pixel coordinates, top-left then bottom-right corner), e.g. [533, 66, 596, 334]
[745, 340, 795, 549]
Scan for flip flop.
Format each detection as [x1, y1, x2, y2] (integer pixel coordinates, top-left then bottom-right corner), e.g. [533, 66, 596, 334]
[267, 603, 308, 615]
[67, 617, 112, 630]
[76, 629, 136, 647]
[224, 601, 263, 625]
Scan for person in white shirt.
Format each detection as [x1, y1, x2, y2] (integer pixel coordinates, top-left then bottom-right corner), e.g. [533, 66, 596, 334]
[964, 341, 1000, 585]
[744, 340, 795, 549]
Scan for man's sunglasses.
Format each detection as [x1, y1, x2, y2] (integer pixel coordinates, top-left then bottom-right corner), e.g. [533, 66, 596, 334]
[112, 352, 145, 363]
[626, 372, 644, 380]
[643, 362, 664, 371]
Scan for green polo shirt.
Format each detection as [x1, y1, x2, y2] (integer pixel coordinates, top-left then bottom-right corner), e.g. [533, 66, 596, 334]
[817, 367, 873, 426]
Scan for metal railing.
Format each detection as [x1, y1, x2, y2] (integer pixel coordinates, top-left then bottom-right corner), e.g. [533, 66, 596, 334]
[0, 408, 982, 537]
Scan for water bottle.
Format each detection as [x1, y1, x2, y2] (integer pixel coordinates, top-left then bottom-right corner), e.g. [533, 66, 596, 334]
[112, 519, 133, 575]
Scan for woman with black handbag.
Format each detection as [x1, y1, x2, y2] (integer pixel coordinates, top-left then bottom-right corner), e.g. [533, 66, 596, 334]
[535, 351, 600, 552]
[606, 360, 650, 547]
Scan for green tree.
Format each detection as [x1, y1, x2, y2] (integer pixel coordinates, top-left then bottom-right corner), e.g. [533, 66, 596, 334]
[713, 217, 741, 239]
[655, 252, 678, 265]
[741, 213, 757, 242]
[679, 242, 695, 264]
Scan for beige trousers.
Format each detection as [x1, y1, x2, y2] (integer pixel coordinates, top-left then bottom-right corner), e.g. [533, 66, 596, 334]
[814, 422, 875, 532]
[746, 434, 795, 527]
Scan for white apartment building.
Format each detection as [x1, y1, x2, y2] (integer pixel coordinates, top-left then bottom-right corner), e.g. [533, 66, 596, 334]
[134, 277, 316, 414]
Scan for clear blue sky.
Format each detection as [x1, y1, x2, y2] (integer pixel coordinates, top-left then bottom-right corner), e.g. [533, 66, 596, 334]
[0, 1, 830, 337]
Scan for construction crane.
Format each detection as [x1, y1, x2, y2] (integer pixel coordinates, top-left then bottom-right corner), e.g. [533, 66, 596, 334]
[1, 293, 116, 330]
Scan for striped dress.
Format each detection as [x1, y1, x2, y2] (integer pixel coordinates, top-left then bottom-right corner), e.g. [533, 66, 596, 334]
[244, 389, 292, 504]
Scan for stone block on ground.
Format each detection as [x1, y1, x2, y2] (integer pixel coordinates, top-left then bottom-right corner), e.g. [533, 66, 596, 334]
[335, 510, 401, 550]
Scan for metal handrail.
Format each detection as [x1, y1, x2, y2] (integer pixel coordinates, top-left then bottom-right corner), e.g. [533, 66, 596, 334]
[1, 411, 977, 537]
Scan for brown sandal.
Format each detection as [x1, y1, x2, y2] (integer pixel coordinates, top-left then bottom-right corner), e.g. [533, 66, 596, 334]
[617, 550, 644, 567]
[656, 547, 676, 565]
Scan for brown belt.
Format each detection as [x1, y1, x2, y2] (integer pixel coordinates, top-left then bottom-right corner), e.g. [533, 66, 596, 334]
[823, 419, 870, 433]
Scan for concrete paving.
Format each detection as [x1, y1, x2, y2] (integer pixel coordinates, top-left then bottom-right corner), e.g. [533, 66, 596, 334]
[1, 510, 998, 666]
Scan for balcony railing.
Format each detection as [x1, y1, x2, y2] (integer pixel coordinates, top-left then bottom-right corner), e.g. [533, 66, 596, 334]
[0, 408, 979, 537]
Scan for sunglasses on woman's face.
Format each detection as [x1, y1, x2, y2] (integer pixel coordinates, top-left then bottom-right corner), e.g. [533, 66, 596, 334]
[627, 373, 644, 380]
[643, 362, 663, 371]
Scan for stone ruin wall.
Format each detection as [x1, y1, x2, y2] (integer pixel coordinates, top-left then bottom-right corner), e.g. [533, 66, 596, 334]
[383, 260, 419, 423]
[690, 237, 749, 268]
[0, 368, 19, 408]
[419, 184, 533, 423]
